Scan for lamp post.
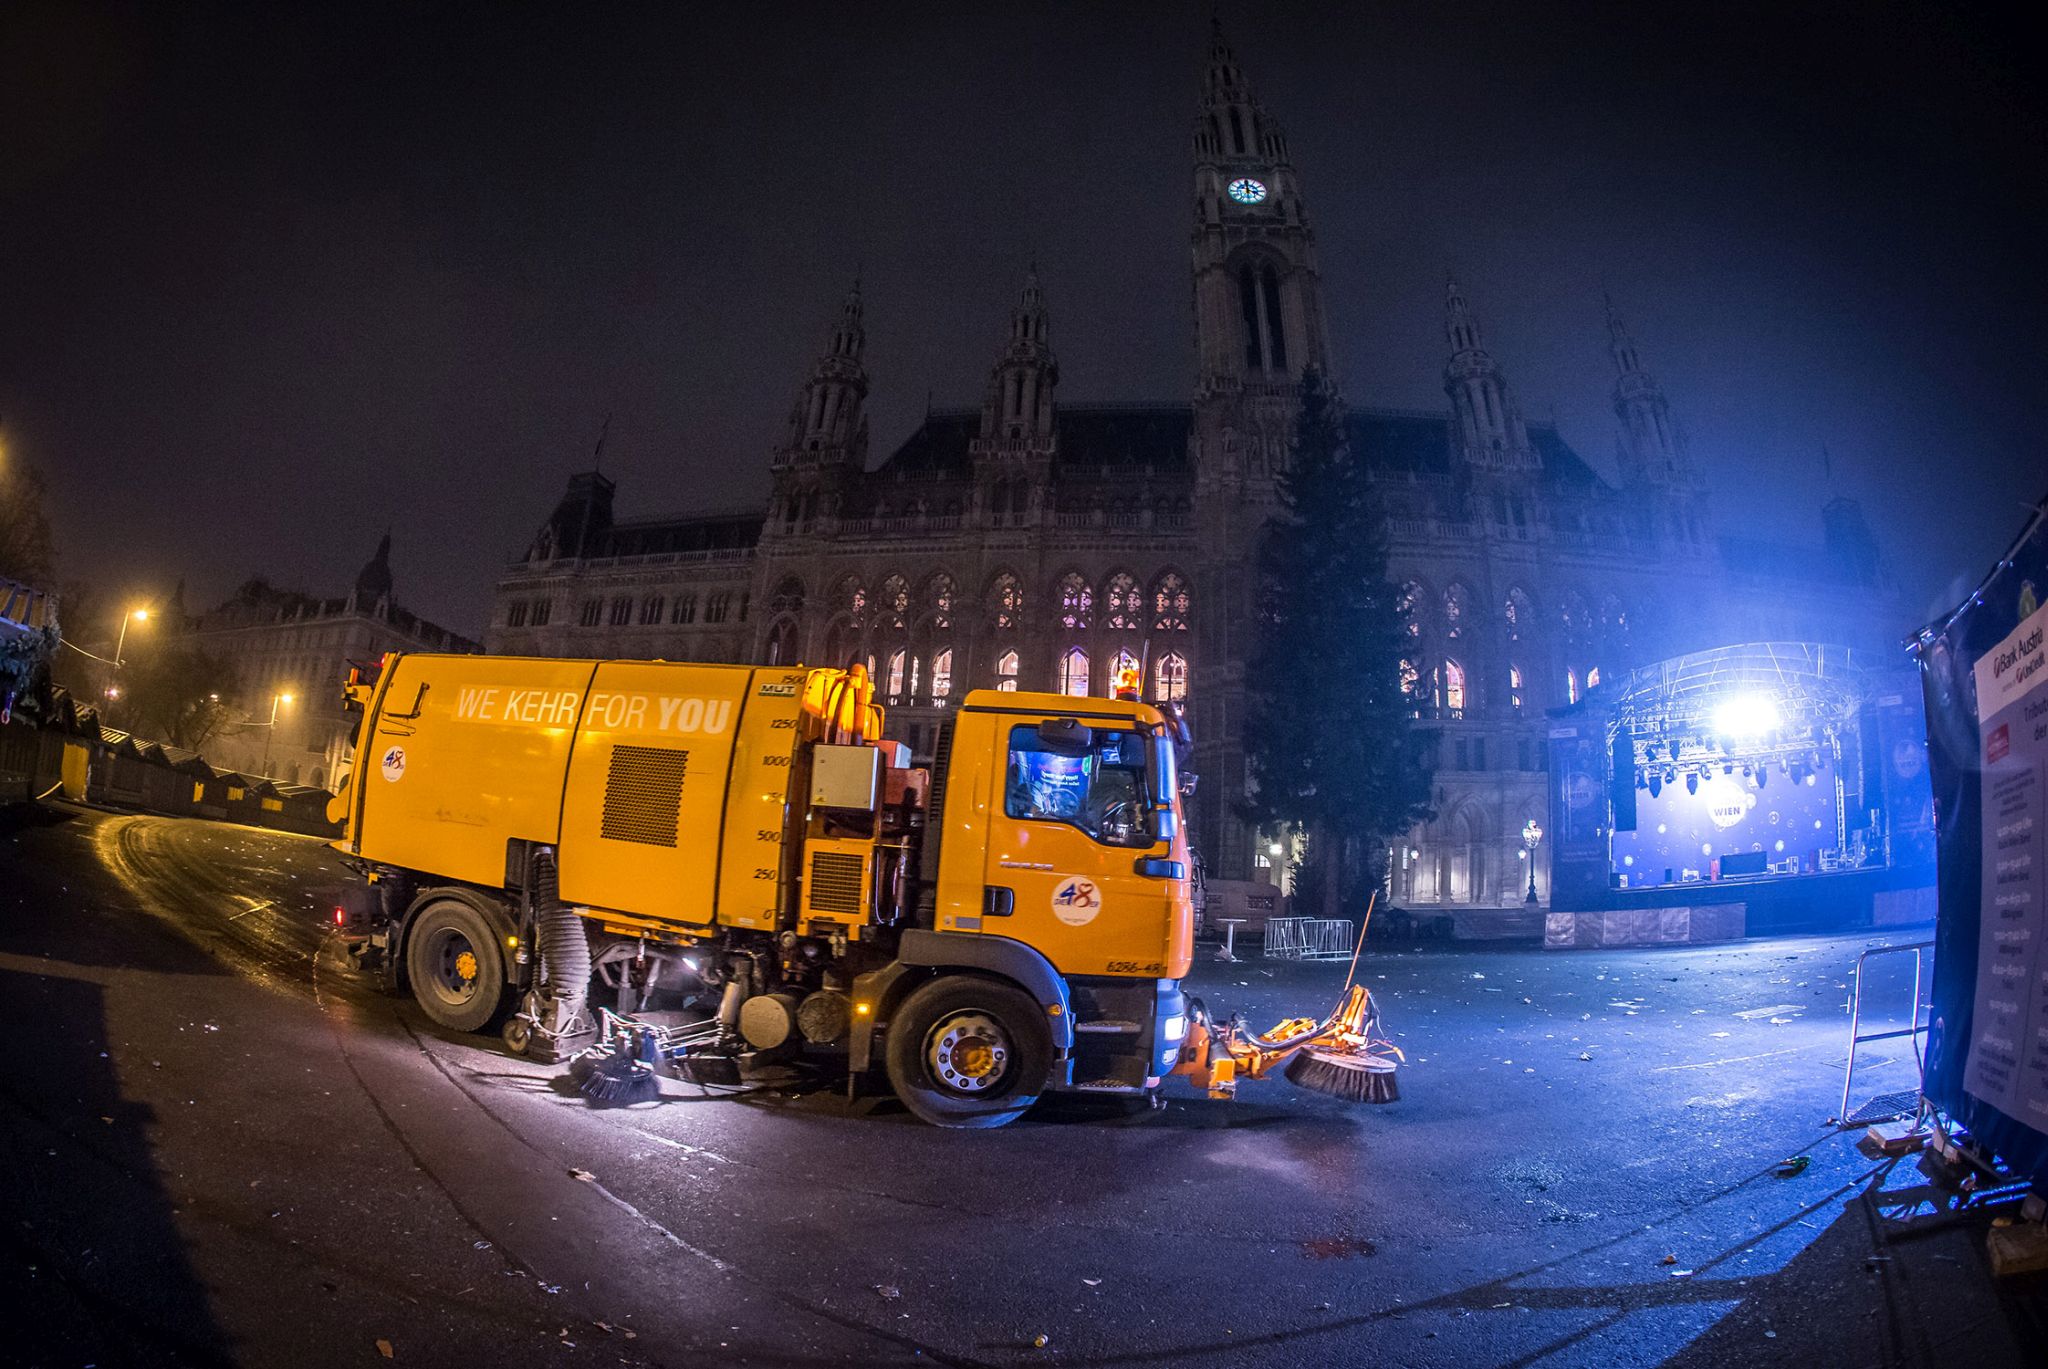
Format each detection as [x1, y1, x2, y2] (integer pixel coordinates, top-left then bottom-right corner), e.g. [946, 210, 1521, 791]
[113, 607, 149, 665]
[1522, 819, 1544, 904]
[259, 692, 295, 777]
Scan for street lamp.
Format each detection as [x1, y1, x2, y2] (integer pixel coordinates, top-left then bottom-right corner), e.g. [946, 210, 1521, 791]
[259, 691, 295, 777]
[113, 607, 150, 665]
[1522, 819, 1544, 904]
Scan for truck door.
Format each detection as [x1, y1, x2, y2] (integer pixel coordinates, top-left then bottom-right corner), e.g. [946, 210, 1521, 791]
[980, 718, 1183, 979]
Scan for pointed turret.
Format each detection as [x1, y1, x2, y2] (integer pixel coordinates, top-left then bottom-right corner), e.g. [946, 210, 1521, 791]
[1605, 294, 1690, 484]
[978, 268, 1058, 444]
[353, 531, 394, 609]
[1443, 279, 1535, 470]
[776, 281, 871, 469]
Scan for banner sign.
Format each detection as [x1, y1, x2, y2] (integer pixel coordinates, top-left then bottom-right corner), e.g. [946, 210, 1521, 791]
[1918, 494, 2048, 1186]
[1963, 603, 2048, 1126]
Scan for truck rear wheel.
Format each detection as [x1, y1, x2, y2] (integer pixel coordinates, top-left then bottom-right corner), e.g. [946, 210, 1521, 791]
[406, 899, 505, 1032]
[884, 976, 1051, 1129]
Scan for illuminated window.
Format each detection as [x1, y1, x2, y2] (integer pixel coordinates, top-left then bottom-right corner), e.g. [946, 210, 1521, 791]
[996, 649, 1020, 691]
[1058, 646, 1091, 696]
[1509, 663, 1524, 713]
[930, 648, 953, 701]
[1399, 582, 1424, 638]
[1104, 572, 1142, 630]
[1442, 660, 1466, 717]
[1058, 573, 1093, 630]
[886, 649, 907, 704]
[908, 654, 921, 700]
[1565, 667, 1580, 705]
[1400, 657, 1420, 703]
[1151, 572, 1190, 631]
[1587, 666, 1602, 690]
[1155, 651, 1189, 702]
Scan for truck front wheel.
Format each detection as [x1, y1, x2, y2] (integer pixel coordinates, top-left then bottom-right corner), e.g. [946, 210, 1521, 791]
[405, 899, 505, 1032]
[884, 976, 1051, 1129]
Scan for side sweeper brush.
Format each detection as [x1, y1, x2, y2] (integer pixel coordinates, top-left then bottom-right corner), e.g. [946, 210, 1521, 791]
[1282, 984, 1403, 1103]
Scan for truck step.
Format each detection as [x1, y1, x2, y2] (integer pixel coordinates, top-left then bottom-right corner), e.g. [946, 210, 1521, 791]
[1068, 1079, 1149, 1094]
[1074, 1019, 1144, 1034]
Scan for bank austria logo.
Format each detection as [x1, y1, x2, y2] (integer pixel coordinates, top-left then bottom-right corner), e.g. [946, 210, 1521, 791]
[1050, 875, 1102, 926]
[380, 745, 407, 783]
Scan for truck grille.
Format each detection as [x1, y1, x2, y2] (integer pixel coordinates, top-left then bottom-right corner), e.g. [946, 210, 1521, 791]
[601, 745, 689, 846]
[808, 850, 865, 915]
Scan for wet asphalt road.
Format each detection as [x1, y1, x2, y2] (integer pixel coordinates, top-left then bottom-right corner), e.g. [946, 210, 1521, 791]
[2, 801, 2041, 1368]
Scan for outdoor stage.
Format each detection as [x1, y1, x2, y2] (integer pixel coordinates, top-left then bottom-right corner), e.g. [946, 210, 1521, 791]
[1544, 642, 1937, 946]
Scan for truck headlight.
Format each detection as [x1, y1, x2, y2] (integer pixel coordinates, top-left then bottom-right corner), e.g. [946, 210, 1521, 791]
[1161, 1013, 1187, 1043]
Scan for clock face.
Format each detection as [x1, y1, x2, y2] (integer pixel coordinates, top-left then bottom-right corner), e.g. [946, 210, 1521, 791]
[1226, 177, 1269, 205]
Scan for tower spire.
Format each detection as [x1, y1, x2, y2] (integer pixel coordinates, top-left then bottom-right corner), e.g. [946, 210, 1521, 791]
[979, 268, 1058, 444]
[1603, 294, 1690, 484]
[1443, 278, 1535, 470]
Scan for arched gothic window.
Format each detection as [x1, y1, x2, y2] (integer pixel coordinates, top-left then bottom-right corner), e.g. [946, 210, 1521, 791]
[885, 649, 908, 704]
[833, 576, 868, 623]
[1400, 658, 1421, 714]
[930, 648, 953, 702]
[824, 616, 859, 667]
[1261, 265, 1287, 372]
[1154, 651, 1189, 703]
[1104, 573, 1142, 631]
[924, 573, 955, 628]
[1057, 572, 1093, 630]
[1443, 583, 1469, 638]
[1504, 587, 1533, 641]
[879, 574, 909, 630]
[1586, 666, 1602, 690]
[989, 572, 1023, 630]
[996, 649, 1020, 691]
[1058, 646, 1091, 697]
[769, 577, 805, 615]
[1508, 663, 1524, 713]
[1399, 581, 1425, 640]
[1560, 591, 1592, 641]
[1151, 572, 1191, 632]
[1441, 660, 1467, 717]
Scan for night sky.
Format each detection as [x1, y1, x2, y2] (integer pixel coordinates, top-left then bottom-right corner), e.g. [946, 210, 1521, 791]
[4, 1, 2042, 638]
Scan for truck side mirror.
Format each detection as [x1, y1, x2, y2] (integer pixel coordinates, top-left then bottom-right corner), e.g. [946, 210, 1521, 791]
[1035, 718, 1092, 756]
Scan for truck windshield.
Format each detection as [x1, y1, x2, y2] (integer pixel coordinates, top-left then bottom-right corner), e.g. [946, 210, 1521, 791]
[1004, 725, 1157, 848]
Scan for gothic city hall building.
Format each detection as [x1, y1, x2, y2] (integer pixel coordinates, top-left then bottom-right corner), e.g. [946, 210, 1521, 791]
[487, 29, 1897, 923]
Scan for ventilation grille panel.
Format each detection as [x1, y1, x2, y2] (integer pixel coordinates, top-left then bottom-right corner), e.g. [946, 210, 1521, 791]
[808, 850, 865, 915]
[602, 745, 689, 846]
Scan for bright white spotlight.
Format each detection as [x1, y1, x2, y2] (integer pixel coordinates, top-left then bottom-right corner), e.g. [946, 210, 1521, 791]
[1712, 693, 1781, 737]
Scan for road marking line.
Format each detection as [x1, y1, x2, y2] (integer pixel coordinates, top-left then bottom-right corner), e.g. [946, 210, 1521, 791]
[1654, 1047, 1810, 1073]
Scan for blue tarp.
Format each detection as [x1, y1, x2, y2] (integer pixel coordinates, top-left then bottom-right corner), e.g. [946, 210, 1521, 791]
[1916, 492, 2048, 1187]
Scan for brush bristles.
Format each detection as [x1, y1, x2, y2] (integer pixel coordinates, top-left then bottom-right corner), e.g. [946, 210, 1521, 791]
[1285, 1048, 1400, 1104]
[578, 1052, 663, 1107]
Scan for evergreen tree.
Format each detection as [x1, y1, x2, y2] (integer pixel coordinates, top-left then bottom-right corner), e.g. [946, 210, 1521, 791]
[1241, 367, 1436, 917]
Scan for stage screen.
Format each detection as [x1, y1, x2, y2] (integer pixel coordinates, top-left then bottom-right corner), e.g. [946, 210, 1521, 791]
[1611, 753, 1839, 886]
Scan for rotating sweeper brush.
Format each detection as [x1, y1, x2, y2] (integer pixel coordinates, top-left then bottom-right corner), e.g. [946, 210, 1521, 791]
[1172, 895, 1404, 1104]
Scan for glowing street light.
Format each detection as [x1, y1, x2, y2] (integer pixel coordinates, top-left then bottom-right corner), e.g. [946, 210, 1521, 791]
[259, 690, 296, 777]
[1522, 819, 1544, 904]
[113, 606, 150, 666]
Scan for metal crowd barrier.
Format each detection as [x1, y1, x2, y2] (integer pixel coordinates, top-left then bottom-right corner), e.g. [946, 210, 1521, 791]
[1263, 917, 1355, 961]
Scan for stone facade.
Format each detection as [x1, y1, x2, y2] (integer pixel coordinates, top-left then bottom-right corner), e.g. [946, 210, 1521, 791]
[486, 27, 1899, 915]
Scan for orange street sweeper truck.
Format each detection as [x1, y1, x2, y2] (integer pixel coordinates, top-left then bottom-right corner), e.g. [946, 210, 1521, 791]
[329, 653, 1398, 1126]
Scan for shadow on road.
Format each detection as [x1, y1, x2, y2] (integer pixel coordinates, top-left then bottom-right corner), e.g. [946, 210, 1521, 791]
[0, 966, 234, 1366]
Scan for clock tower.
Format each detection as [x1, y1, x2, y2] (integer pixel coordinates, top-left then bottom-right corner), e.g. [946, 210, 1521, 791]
[1187, 23, 1334, 882]
[1189, 20, 1331, 491]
